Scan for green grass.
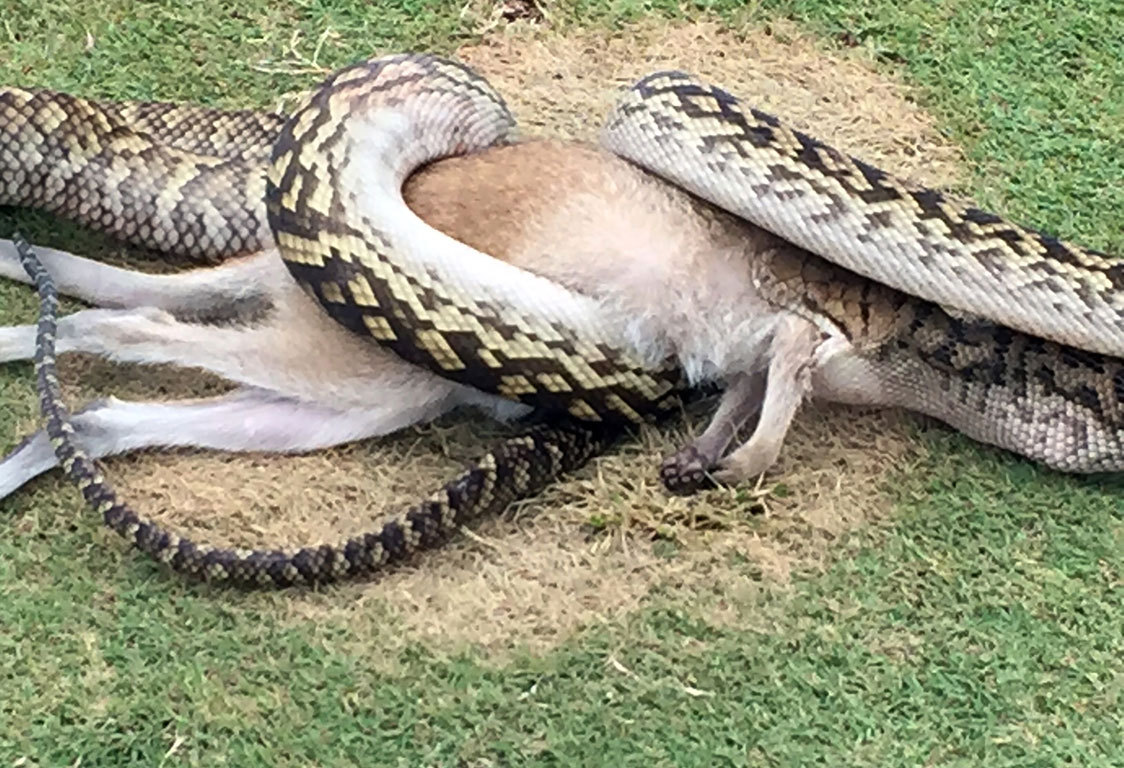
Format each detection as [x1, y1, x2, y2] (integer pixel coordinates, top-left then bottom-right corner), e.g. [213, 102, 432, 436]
[2, 0, 1123, 765]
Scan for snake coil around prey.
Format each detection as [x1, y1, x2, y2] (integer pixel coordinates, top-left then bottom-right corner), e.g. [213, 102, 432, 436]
[10, 52, 1124, 586]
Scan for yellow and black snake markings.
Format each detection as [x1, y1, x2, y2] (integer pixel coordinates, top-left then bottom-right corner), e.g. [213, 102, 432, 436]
[265, 54, 688, 427]
[889, 301, 1124, 472]
[18, 225, 617, 586]
[603, 71, 1124, 359]
[0, 87, 277, 260]
[8, 53, 1124, 587]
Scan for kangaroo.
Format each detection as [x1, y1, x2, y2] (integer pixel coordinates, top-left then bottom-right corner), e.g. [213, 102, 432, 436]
[6, 132, 1117, 508]
[1, 139, 815, 501]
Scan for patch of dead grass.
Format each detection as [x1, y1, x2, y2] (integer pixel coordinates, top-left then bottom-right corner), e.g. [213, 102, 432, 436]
[455, 14, 965, 188]
[12, 15, 965, 658]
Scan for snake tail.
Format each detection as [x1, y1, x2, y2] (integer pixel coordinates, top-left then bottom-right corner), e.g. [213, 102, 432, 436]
[15, 232, 620, 587]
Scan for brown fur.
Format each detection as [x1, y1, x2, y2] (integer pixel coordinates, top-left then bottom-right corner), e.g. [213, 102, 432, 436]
[403, 139, 851, 485]
[0, 139, 875, 497]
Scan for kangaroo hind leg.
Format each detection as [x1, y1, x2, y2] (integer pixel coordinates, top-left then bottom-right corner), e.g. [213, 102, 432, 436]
[0, 388, 450, 502]
[0, 237, 284, 315]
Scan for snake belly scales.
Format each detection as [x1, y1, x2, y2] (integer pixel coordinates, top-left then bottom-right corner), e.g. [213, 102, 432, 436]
[2, 53, 1122, 587]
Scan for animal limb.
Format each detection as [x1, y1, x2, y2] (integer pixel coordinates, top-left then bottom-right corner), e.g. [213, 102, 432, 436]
[660, 371, 765, 492]
[0, 305, 293, 376]
[0, 388, 444, 502]
[0, 238, 282, 314]
[0, 281, 525, 419]
[711, 315, 823, 485]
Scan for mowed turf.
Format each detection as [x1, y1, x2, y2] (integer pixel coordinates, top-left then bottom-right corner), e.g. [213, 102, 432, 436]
[1, 1, 1123, 765]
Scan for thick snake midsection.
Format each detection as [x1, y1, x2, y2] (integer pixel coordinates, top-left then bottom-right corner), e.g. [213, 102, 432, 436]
[1, 88, 271, 261]
[79, 96, 283, 161]
[265, 55, 687, 426]
[601, 71, 1124, 361]
[3, 54, 1122, 475]
[875, 302, 1124, 472]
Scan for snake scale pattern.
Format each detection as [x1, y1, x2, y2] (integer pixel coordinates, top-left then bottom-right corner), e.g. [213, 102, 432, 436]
[15, 231, 618, 586]
[602, 72, 1124, 360]
[4, 52, 1122, 586]
[0, 87, 280, 260]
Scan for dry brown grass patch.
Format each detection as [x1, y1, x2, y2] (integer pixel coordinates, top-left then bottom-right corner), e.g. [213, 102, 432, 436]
[12, 16, 965, 657]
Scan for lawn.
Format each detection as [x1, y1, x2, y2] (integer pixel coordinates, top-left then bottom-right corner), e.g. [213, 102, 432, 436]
[2, 0, 1123, 765]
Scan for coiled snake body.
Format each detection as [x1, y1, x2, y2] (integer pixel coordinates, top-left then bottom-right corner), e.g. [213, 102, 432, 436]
[4, 53, 1122, 587]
